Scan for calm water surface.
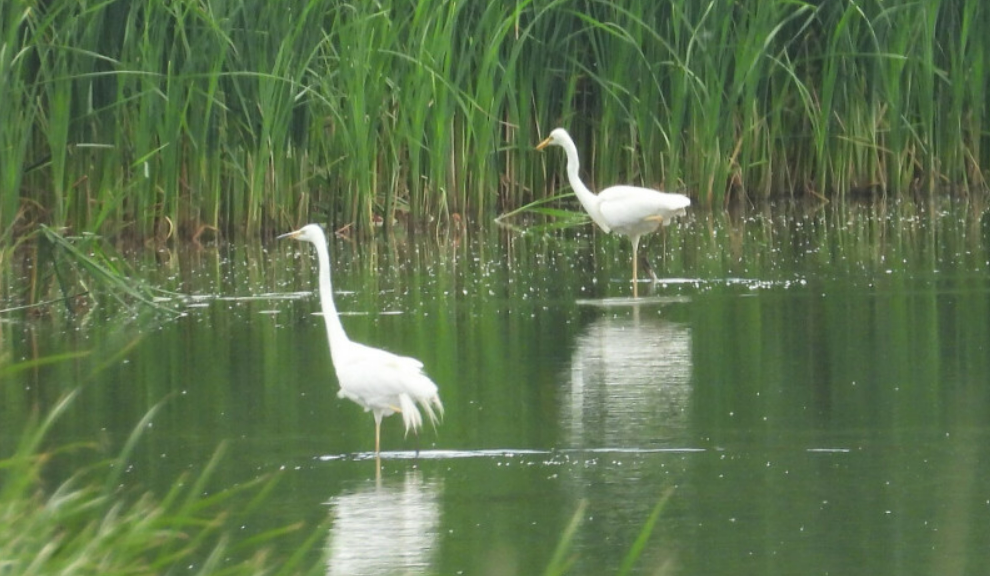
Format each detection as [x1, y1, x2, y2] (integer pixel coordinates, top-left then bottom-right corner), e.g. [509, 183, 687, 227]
[3, 200, 990, 575]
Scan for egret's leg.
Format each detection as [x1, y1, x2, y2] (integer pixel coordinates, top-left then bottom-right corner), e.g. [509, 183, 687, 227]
[631, 235, 640, 298]
[374, 413, 383, 455]
[641, 254, 659, 283]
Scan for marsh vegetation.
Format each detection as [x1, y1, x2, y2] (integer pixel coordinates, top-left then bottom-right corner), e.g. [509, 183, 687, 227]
[1, 0, 988, 244]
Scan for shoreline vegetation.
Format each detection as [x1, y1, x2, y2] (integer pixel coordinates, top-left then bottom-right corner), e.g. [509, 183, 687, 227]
[0, 390, 328, 575]
[1, 0, 988, 243]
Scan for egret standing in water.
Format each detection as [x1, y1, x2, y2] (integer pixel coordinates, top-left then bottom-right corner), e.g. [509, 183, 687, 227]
[278, 224, 443, 455]
[536, 127, 690, 297]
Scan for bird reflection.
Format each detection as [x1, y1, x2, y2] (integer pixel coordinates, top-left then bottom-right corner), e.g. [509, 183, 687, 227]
[564, 304, 692, 448]
[326, 471, 441, 576]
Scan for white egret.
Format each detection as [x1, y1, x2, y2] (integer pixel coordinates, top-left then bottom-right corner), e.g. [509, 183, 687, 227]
[278, 224, 443, 454]
[537, 127, 690, 296]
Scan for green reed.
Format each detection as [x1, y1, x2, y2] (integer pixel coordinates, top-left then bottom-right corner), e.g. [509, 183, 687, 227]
[1, 0, 987, 242]
[0, 390, 326, 575]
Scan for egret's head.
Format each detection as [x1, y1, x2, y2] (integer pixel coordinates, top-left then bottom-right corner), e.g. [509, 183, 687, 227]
[536, 127, 570, 151]
[277, 223, 326, 244]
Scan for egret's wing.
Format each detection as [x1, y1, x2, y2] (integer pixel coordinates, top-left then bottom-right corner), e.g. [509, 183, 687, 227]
[598, 186, 690, 229]
[334, 342, 441, 428]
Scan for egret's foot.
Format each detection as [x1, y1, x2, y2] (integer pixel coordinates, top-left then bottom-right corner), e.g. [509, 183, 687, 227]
[641, 256, 660, 283]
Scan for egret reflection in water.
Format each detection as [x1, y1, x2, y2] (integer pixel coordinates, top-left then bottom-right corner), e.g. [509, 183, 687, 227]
[326, 470, 441, 576]
[563, 301, 693, 449]
[557, 302, 693, 573]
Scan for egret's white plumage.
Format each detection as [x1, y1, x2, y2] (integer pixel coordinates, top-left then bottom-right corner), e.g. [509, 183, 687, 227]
[537, 127, 690, 296]
[279, 224, 443, 454]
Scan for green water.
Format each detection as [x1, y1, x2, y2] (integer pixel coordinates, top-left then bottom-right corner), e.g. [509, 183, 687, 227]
[3, 200, 990, 574]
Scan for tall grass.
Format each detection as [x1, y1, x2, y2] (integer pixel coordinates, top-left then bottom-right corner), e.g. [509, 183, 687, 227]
[0, 0, 987, 242]
[0, 390, 326, 575]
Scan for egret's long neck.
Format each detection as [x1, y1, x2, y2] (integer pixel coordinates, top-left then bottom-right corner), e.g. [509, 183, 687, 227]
[312, 239, 350, 356]
[560, 138, 610, 232]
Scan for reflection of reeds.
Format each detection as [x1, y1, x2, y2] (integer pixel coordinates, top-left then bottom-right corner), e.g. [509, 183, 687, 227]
[1, 0, 986, 241]
[0, 389, 327, 575]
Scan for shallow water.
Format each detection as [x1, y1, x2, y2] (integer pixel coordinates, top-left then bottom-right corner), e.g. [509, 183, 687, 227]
[3, 199, 990, 574]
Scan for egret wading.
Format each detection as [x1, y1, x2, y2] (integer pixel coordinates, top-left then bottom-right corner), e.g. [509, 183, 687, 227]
[536, 127, 690, 297]
[278, 224, 443, 455]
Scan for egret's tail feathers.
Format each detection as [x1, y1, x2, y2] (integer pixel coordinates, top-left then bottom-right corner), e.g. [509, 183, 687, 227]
[398, 393, 424, 436]
[432, 395, 444, 419]
[397, 393, 444, 436]
[421, 394, 443, 428]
